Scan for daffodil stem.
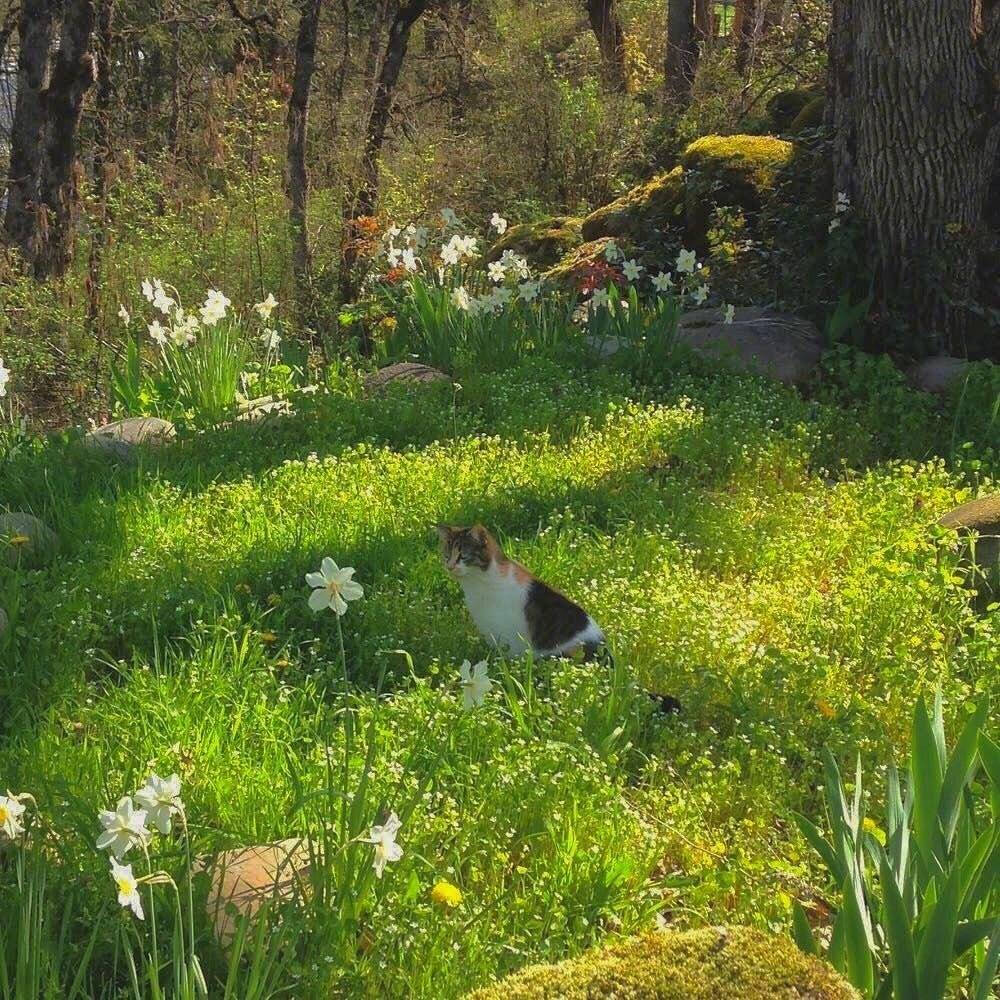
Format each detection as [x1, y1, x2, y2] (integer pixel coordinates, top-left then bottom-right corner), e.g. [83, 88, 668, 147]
[142, 845, 162, 1000]
[179, 809, 199, 992]
[335, 614, 348, 690]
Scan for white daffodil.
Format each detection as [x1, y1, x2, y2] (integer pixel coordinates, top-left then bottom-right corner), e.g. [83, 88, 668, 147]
[440, 238, 461, 267]
[723, 303, 735, 325]
[506, 253, 530, 279]
[97, 796, 150, 859]
[306, 557, 364, 615]
[490, 212, 508, 235]
[254, 293, 278, 320]
[488, 260, 506, 283]
[651, 271, 673, 293]
[828, 218, 841, 233]
[199, 289, 231, 327]
[458, 235, 478, 259]
[692, 284, 709, 305]
[591, 287, 610, 309]
[675, 249, 697, 274]
[118, 304, 130, 326]
[401, 248, 418, 272]
[440, 207, 458, 228]
[603, 242, 620, 262]
[110, 858, 144, 920]
[623, 258, 643, 282]
[0, 358, 9, 398]
[0, 791, 27, 838]
[261, 328, 281, 352]
[151, 279, 175, 316]
[363, 812, 403, 878]
[452, 286, 471, 311]
[148, 321, 168, 347]
[141, 279, 155, 302]
[411, 225, 429, 248]
[386, 224, 401, 240]
[459, 659, 492, 709]
[387, 245, 403, 268]
[518, 280, 541, 302]
[491, 286, 513, 308]
[134, 773, 183, 835]
[835, 191, 850, 213]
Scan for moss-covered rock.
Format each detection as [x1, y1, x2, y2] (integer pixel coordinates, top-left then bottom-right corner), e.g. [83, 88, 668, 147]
[465, 927, 859, 1000]
[767, 88, 820, 132]
[543, 236, 638, 288]
[486, 216, 583, 269]
[790, 95, 826, 134]
[580, 167, 686, 243]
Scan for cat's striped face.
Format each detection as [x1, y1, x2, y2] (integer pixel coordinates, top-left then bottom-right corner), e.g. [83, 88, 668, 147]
[436, 525, 492, 577]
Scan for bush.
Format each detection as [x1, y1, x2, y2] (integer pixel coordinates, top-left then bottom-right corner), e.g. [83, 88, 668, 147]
[465, 928, 859, 1000]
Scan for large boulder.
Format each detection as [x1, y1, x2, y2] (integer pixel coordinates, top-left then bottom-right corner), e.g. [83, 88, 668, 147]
[790, 95, 826, 134]
[581, 167, 686, 243]
[465, 927, 858, 1000]
[939, 494, 1000, 585]
[906, 356, 971, 395]
[0, 511, 58, 568]
[543, 237, 640, 290]
[364, 362, 451, 395]
[83, 416, 175, 460]
[767, 88, 821, 132]
[487, 217, 583, 270]
[676, 307, 823, 385]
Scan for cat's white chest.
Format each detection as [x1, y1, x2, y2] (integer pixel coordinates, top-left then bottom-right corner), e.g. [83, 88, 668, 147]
[460, 567, 531, 656]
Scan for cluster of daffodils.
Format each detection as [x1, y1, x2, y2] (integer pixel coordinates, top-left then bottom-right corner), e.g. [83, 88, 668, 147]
[0, 789, 32, 838]
[828, 191, 850, 233]
[96, 774, 184, 920]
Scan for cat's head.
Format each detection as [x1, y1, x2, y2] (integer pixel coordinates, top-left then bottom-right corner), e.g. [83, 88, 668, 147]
[435, 524, 498, 578]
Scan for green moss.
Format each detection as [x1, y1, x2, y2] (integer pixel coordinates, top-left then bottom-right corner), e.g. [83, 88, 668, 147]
[465, 928, 859, 1000]
[581, 166, 686, 243]
[486, 217, 583, 269]
[767, 88, 820, 132]
[790, 95, 826, 134]
[542, 237, 635, 287]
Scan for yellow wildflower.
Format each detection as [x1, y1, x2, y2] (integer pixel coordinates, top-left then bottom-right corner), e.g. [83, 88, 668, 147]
[430, 880, 462, 908]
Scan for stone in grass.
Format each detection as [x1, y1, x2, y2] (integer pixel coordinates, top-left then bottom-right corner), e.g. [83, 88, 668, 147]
[195, 838, 314, 947]
[939, 493, 1000, 588]
[364, 362, 451, 395]
[83, 416, 176, 460]
[676, 306, 823, 386]
[236, 396, 293, 426]
[0, 511, 58, 568]
[465, 926, 859, 1000]
[906, 356, 971, 395]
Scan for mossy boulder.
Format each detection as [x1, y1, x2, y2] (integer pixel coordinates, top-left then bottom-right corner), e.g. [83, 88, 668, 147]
[465, 927, 858, 1000]
[790, 95, 826, 134]
[939, 493, 1000, 594]
[767, 88, 821, 132]
[486, 217, 583, 270]
[543, 237, 639, 289]
[581, 167, 686, 243]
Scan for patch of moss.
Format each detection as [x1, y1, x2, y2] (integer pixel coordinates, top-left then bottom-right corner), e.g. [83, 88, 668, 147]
[465, 927, 859, 1000]
[581, 166, 686, 243]
[767, 88, 820, 132]
[543, 236, 637, 288]
[486, 217, 583, 269]
[790, 95, 826, 134]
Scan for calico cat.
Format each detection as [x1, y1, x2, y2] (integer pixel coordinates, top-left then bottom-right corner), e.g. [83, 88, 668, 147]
[436, 524, 606, 659]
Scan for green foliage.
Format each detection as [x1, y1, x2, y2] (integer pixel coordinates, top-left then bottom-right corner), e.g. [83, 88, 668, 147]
[793, 695, 998, 998]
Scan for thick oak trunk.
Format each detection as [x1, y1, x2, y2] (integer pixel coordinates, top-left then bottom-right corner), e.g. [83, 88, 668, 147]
[665, 0, 698, 108]
[584, 0, 628, 93]
[4, 0, 58, 260]
[830, 0, 1000, 353]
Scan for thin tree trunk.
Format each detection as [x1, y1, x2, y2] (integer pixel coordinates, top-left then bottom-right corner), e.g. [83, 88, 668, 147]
[830, 0, 1000, 354]
[286, 0, 323, 321]
[4, 0, 58, 260]
[363, 0, 392, 94]
[733, 0, 756, 74]
[665, 0, 698, 108]
[695, 0, 713, 42]
[584, 0, 628, 93]
[339, 0, 429, 341]
[34, 0, 96, 279]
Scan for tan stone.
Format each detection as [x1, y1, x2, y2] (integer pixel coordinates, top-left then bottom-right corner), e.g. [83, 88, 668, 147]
[939, 493, 1000, 578]
[83, 416, 176, 460]
[364, 362, 450, 395]
[0, 511, 58, 568]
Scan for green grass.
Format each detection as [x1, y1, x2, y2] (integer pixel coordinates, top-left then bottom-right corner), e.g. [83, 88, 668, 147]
[0, 353, 997, 997]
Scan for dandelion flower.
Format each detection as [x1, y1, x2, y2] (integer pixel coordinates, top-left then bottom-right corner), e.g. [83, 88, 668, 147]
[306, 557, 364, 615]
[0, 358, 9, 398]
[459, 659, 492, 709]
[430, 880, 463, 908]
[488, 260, 506, 283]
[490, 212, 508, 235]
[675, 249, 697, 274]
[452, 286, 471, 311]
[692, 284, 709, 305]
[622, 259, 643, 282]
[363, 812, 403, 878]
[254, 293, 278, 320]
[0, 791, 27, 839]
[651, 271, 672, 293]
[134, 773, 183, 836]
[97, 796, 150, 859]
[722, 303, 735, 325]
[110, 858, 144, 920]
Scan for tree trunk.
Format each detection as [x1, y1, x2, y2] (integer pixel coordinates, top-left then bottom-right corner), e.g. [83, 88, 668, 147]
[665, 0, 698, 108]
[338, 0, 429, 340]
[363, 0, 392, 94]
[286, 0, 323, 321]
[695, 0, 714, 42]
[4, 0, 58, 261]
[733, 0, 756, 74]
[584, 0, 628, 93]
[34, 0, 96, 279]
[830, 0, 1000, 354]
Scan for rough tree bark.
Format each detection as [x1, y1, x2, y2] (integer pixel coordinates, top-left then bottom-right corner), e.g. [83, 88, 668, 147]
[665, 0, 698, 108]
[584, 0, 628, 93]
[34, 0, 97, 279]
[339, 0, 430, 340]
[829, 0, 1000, 354]
[694, 0, 714, 43]
[286, 0, 323, 319]
[733, 0, 757, 74]
[4, 0, 58, 260]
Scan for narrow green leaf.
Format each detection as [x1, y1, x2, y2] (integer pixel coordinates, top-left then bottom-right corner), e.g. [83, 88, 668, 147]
[972, 917, 1000, 1000]
[793, 811, 846, 884]
[792, 901, 817, 956]
[938, 703, 987, 848]
[829, 908, 847, 974]
[841, 874, 875, 995]
[915, 863, 963, 999]
[931, 690, 947, 771]
[979, 734, 1000, 821]
[954, 917, 999, 958]
[911, 697, 945, 869]
[957, 826, 995, 916]
[879, 854, 919, 1000]
[886, 762, 904, 843]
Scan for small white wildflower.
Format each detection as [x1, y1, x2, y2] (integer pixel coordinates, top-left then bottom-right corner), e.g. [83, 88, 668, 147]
[603, 242, 620, 262]
[518, 280, 541, 302]
[835, 191, 850, 213]
[118, 304, 130, 326]
[151, 280, 175, 316]
[692, 284, 709, 305]
[110, 858, 144, 920]
[828, 218, 841, 233]
[199, 289, 231, 327]
[591, 287, 610, 309]
[148, 321, 168, 347]
[0, 358, 9, 398]
[459, 660, 492, 709]
[260, 328, 281, 352]
[401, 248, 418, 272]
[141, 279, 155, 302]
[490, 212, 508, 235]
[306, 558, 363, 616]
[363, 812, 403, 878]
[387, 245, 403, 268]
[0, 791, 27, 838]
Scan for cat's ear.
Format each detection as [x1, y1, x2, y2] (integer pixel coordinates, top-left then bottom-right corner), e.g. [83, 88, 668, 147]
[434, 523, 453, 543]
[471, 524, 491, 545]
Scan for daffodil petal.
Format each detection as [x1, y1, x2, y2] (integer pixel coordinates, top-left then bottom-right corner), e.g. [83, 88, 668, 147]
[320, 557, 338, 579]
[308, 588, 330, 612]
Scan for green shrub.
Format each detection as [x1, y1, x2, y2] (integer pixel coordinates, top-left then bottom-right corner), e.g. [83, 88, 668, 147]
[465, 928, 859, 999]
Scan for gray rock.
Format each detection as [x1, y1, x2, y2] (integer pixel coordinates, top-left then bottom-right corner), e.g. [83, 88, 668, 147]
[83, 416, 175, 460]
[364, 362, 450, 395]
[676, 307, 823, 385]
[585, 334, 624, 359]
[0, 511, 58, 568]
[236, 396, 293, 426]
[939, 493, 1000, 582]
[906, 356, 970, 395]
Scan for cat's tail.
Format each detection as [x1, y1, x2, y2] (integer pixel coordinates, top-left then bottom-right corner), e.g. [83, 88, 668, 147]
[584, 642, 682, 715]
